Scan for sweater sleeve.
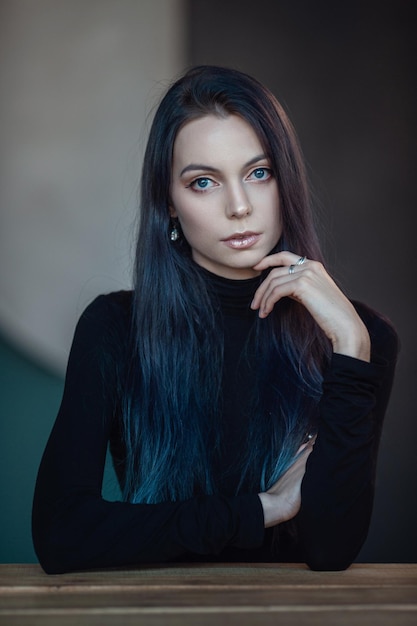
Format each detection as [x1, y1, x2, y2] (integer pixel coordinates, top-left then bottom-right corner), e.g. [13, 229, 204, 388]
[297, 305, 399, 570]
[32, 293, 264, 574]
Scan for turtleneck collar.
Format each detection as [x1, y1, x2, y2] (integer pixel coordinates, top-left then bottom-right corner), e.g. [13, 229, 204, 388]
[196, 265, 263, 317]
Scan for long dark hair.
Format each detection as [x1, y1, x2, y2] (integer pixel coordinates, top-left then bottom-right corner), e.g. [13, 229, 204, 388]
[122, 65, 331, 504]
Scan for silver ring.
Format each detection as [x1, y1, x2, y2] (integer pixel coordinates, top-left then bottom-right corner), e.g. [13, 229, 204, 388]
[296, 256, 307, 265]
[288, 265, 296, 274]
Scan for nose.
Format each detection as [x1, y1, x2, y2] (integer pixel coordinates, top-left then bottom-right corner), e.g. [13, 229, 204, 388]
[225, 182, 252, 219]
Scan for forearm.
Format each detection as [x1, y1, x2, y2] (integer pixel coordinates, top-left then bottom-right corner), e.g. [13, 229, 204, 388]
[33, 472, 265, 574]
[297, 438, 375, 570]
[258, 493, 292, 528]
[332, 316, 371, 362]
[295, 353, 388, 570]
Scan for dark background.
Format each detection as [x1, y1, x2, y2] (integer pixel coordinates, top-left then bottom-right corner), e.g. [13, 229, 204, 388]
[187, 0, 416, 562]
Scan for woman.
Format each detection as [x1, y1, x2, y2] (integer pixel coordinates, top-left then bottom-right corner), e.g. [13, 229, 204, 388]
[32, 65, 398, 573]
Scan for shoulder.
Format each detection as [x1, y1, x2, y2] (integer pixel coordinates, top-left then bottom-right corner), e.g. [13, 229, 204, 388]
[351, 300, 399, 364]
[79, 290, 133, 332]
[72, 290, 133, 355]
[81, 290, 133, 321]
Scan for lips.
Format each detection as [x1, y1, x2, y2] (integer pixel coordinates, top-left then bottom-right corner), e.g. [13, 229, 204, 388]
[222, 231, 261, 249]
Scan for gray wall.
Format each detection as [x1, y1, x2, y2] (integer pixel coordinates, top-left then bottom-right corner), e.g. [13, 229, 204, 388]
[187, 0, 416, 561]
[0, 0, 185, 563]
[0, 0, 185, 371]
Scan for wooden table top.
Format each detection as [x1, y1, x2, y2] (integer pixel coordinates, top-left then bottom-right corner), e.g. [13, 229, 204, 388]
[0, 563, 416, 625]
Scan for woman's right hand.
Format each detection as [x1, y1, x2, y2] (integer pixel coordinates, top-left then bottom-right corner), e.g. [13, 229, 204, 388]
[258, 437, 316, 528]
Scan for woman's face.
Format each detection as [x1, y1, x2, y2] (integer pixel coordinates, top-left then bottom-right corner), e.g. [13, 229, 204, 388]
[170, 114, 282, 279]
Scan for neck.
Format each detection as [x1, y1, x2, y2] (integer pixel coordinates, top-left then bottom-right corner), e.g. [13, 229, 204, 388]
[196, 265, 262, 317]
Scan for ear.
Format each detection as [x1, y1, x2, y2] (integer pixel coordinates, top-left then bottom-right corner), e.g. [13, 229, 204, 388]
[169, 204, 177, 218]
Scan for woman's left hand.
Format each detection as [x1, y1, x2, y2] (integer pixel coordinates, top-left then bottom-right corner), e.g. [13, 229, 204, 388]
[251, 251, 371, 362]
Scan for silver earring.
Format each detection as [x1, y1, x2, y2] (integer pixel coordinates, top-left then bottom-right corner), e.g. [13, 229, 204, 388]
[170, 223, 179, 241]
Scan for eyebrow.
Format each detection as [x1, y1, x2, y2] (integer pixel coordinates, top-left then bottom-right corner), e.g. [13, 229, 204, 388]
[179, 154, 267, 177]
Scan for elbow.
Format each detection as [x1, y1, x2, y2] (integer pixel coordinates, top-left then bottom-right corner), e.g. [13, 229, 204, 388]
[32, 488, 105, 574]
[299, 495, 372, 572]
[34, 550, 70, 575]
[32, 529, 76, 575]
[37, 557, 69, 576]
[32, 510, 82, 574]
[300, 523, 365, 572]
[306, 551, 354, 571]
[303, 535, 364, 571]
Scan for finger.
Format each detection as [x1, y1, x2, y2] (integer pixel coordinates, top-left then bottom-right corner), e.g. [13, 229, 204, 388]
[279, 445, 313, 483]
[253, 250, 307, 271]
[251, 253, 309, 313]
[253, 253, 286, 271]
[253, 272, 304, 317]
[250, 267, 287, 310]
[296, 434, 317, 455]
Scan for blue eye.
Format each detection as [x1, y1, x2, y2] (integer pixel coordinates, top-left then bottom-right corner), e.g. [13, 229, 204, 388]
[251, 168, 270, 180]
[190, 177, 213, 191]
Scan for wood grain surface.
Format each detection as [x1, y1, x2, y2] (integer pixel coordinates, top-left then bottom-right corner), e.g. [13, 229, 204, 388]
[0, 563, 416, 625]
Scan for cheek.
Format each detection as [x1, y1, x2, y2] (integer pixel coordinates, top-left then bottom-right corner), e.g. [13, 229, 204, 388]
[176, 207, 201, 230]
[271, 187, 281, 225]
[172, 193, 213, 232]
[264, 193, 282, 242]
[175, 208, 211, 245]
[260, 187, 281, 226]
[249, 181, 279, 208]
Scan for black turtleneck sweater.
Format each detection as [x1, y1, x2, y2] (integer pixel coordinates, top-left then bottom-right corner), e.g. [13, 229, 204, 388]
[32, 272, 398, 574]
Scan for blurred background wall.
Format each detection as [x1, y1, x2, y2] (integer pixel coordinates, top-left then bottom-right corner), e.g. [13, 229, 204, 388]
[1, 0, 415, 563]
[0, 0, 186, 562]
